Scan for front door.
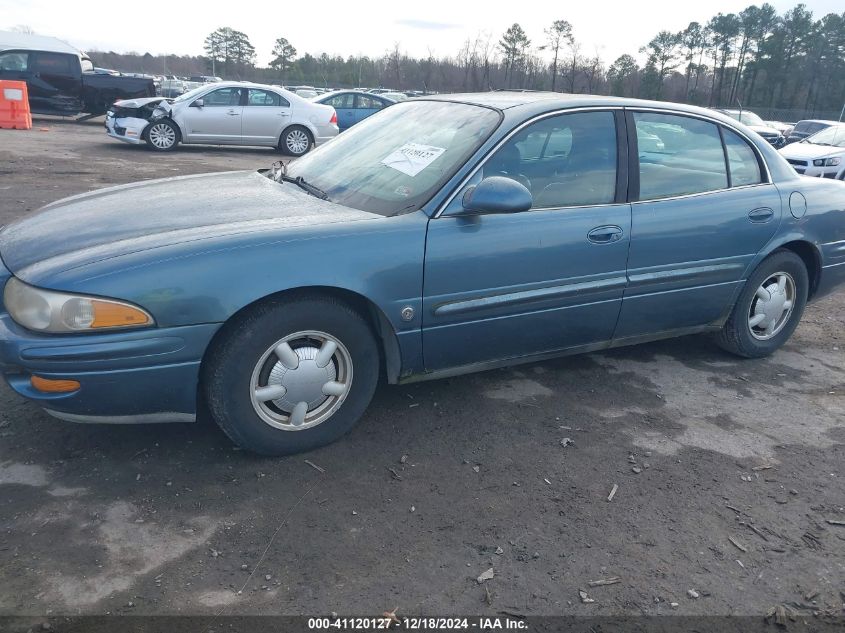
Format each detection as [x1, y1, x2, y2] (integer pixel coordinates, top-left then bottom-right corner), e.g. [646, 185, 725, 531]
[423, 110, 632, 371]
[180, 86, 243, 144]
[241, 88, 291, 145]
[615, 110, 783, 339]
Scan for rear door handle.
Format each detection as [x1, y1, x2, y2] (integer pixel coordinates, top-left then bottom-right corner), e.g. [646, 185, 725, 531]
[588, 225, 624, 244]
[748, 207, 774, 223]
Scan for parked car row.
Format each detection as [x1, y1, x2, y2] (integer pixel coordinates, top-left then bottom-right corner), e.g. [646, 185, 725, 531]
[715, 109, 786, 147]
[105, 81, 338, 155]
[779, 124, 845, 179]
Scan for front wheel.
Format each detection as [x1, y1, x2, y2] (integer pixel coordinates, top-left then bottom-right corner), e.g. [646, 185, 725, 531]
[144, 120, 180, 151]
[716, 249, 809, 358]
[279, 126, 312, 157]
[202, 295, 380, 455]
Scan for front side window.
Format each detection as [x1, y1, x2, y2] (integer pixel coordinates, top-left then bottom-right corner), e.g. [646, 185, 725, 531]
[0, 51, 28, 72]
[286, 100, 500, 216]
[202, 87, 242, 107]
[723, 128, 762, 186]
[483, 111, 618, 208]
[635, 112, 728, 200]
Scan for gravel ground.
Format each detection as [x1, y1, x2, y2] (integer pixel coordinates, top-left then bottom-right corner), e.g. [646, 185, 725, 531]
[0, 117, 844, 626]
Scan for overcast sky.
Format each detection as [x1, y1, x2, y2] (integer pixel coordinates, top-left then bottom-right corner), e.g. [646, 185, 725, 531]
[2, 0, 842, 67]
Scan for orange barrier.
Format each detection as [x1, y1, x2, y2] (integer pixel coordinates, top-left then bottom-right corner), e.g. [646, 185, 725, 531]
[0, 80, 32, 130]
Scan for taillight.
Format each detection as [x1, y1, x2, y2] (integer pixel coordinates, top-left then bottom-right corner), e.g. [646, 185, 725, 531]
[329, 110, 337, 125]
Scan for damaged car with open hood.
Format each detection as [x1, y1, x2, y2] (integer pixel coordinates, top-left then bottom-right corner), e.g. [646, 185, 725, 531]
[105, 81, 338, 156]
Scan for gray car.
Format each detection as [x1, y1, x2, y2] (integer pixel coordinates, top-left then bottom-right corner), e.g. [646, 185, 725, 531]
[105, 81, 339, 156]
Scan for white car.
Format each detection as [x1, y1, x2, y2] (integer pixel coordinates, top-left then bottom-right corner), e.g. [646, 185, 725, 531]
[778, 124, 845, 180]
[105, 81, 338, 156]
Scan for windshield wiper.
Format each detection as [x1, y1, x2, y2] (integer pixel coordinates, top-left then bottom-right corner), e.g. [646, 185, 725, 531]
[284, 175, 330, 200]
[269, 161, 329, 200]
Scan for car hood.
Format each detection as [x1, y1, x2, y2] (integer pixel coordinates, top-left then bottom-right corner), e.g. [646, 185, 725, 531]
[113, 96, 171, 109]
[0, 170, 378, 276]
[779, 142, 844, 160]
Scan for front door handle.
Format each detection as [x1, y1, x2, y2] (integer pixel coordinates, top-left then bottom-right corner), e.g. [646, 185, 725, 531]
[587, 225, 624, 244]
[226, 110, 240, 116]
[748, 207, 774, 223]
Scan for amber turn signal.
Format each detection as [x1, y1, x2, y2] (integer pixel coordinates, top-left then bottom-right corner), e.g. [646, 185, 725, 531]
[30, 376, 81, 393]
[89, 300, 152, 329]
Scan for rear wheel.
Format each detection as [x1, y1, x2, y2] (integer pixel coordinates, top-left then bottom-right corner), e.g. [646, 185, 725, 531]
[279, 126, 312, 157]
[202, 295, 379, 455]
[144, 120, 180, 151]
[716, 250, 808, 358]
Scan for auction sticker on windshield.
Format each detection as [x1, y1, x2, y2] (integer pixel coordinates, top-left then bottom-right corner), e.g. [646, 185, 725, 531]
[381, 143, 446, 177]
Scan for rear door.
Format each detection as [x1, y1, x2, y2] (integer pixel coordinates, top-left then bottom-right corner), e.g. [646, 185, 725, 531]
[614, 110, 782, 340]
[422, 109, 632, 370]
[180, 86, 243, 144]
[323, 93, 355, 130]
[241, 88, 291, 145]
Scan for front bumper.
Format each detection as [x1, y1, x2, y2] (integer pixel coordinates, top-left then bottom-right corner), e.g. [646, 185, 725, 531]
[0, 312, 221, 423]
[104, 113, 148, 145]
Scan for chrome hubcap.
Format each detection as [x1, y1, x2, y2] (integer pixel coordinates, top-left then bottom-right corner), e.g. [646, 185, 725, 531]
[149, 123, 175, 149]
[250, 331, 352, 431]
[286, 129, 309, 154]
[748, 272, 795, 340]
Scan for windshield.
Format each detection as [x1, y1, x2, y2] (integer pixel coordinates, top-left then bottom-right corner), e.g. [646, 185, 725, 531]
[285, 100, 501, 215]
[725, 111, 766, 127]
[804, 125, 845, 147]
[173, 85, 210, 103]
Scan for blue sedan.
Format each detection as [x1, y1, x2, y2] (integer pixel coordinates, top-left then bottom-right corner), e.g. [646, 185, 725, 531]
[314, 90, 394, 130]
[2, 93, 845, 455]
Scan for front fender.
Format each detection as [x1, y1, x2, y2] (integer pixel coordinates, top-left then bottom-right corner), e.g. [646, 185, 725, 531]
[26, 211, 429, 376]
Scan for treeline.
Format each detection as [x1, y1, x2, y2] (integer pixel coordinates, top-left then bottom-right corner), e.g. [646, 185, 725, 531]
[88, 3, 845, 117]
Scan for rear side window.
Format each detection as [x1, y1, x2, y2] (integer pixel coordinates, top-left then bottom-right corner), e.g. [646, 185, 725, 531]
[325, 93, 354, 109]
[356, 94, 386, 110]
[31, 52, 77, 74]
[722, 128, 762, 186]
[634, 112, 728, 200]
[247, 89, 288, 107]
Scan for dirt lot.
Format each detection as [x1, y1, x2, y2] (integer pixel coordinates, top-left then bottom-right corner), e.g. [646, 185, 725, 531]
[0, 118, 844, 626]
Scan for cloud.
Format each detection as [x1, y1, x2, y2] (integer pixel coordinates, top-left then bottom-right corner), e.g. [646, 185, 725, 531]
[395, 18, 461, 30]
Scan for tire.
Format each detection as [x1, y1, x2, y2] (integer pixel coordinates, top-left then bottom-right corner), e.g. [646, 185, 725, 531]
[202, 295, 380, 456]
[144, 119, 180, 152]
[279, 125, 313, 157]
[716, 249, 809, 358]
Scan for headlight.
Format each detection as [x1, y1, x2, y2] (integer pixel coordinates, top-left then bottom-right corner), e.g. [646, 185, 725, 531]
[3, 278, 154, 333]
[813, 157, 841, 167]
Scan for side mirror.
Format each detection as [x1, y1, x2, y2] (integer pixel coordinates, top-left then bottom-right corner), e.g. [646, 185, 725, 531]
[191, 98, 204, 108]
[462, 176, 532, 214]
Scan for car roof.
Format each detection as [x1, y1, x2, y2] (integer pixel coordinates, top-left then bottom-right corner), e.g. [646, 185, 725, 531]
[420, 91, 753, 122]
[796, 119, 839, 124]
[0, 29, 83, 57]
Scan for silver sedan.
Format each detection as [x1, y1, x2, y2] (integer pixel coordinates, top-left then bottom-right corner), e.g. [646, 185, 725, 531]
[105, 81, 338, 156]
